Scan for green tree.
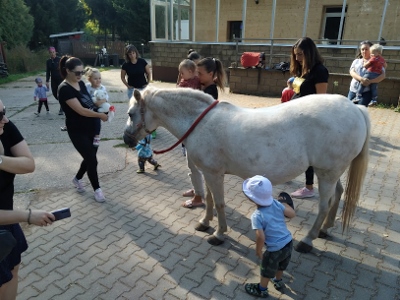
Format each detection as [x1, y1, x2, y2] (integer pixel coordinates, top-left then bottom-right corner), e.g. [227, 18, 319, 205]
[83, 0, 118, 44]
[25, 0, 87, 48]
[25, 0, 59, 48]
[112, 0, 150, 42]
[0, 0, 34, 48]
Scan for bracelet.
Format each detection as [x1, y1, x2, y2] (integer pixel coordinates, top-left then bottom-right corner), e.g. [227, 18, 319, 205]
[28, 208, 32, 225]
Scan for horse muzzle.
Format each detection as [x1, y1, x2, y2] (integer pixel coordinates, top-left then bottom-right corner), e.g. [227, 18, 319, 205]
[123, 131, 138, 148]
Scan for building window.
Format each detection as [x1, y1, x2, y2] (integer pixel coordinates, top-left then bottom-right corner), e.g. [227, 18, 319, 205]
[151, 0, 191, 41]
[321, 6, 347, 44]
[227, 21, 242, 42]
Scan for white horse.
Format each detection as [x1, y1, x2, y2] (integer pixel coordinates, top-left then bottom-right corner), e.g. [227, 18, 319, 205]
[124, 87, 370, 253]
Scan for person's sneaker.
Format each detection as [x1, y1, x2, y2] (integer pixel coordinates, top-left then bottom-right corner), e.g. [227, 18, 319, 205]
[94, 188, 105, 202]
[34, 112, 39, 116]
[368, 100, 377, 107]
[245, 283, 268, 298]
[136, 169, 145, 174]
[60, 126, 68, 131]
[291, 187, 315, 198]
[272, 278, 285, 290]
[72, 177, 85, 193]
[58, 111, 64, 115]
[153, 164, 161, 171]
[352, 99, 359, 104]
[93, 137, 100, 147]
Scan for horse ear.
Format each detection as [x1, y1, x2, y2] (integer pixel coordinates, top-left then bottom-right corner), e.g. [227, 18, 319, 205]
[134, 89, 142, 101]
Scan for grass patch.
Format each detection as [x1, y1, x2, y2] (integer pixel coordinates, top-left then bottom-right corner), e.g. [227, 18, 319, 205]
[0, 71, 43, 85]
[113, 143, 129, 148]
[376, 103, 396, 109]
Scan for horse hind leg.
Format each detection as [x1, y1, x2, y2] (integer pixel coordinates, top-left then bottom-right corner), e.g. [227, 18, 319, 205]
[195, 185, 214, 232]
[319, 180, 344, 238]
[295, 179, 336, 253]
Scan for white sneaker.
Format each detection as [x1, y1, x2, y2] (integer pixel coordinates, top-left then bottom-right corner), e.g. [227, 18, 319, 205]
[72, 177, 85, 193]
[94, 188, 106, 203]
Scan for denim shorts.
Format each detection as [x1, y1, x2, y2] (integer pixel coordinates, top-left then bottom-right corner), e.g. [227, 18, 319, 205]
[260, 240, 293, 278]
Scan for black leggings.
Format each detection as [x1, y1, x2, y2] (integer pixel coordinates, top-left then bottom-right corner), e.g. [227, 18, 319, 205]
[37, 100, 49, 113]
[305, 166, 314, 186]
[68, 130, 100, 191]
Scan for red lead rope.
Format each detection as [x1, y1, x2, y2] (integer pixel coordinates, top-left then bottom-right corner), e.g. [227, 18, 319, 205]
[153, 100, 219, 154]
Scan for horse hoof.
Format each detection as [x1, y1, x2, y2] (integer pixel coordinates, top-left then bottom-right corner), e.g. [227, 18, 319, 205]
[318, 230, 330, 239]
[195, 223, 210, 232]
[295, 241, 313, 253]
[207, 236, 224, 246]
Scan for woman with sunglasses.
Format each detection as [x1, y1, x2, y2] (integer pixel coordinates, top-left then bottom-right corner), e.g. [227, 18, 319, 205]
[58, 56, 108, 202]
[348, 40, 386, 107]
[0, 99, 56, 298]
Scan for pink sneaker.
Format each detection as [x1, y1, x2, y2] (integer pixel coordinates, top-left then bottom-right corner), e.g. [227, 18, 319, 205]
[291, 187, 315, 198]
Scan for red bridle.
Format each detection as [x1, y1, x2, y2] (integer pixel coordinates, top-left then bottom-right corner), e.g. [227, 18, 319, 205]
[153, 100, 219, 154]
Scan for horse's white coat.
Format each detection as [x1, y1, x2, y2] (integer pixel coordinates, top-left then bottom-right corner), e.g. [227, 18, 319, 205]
[125, 87, 370, 250]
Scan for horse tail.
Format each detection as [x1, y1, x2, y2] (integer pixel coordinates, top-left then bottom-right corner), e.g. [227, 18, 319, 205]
[342, 105, 371, 231]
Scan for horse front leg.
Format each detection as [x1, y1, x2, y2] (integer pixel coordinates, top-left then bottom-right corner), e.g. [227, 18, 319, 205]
[319, 180, 344, 238]
[201, 172, 226, 246]
[295, 180, 336, 253]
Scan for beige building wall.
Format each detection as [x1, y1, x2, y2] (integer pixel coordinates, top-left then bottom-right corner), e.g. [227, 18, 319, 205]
[195, 0, 400, 42]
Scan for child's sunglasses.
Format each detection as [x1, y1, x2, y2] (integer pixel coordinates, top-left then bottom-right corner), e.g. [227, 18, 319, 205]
[0, 107, 6, 121]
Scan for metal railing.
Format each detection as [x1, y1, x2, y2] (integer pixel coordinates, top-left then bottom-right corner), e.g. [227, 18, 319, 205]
[234, 38, 400, 68]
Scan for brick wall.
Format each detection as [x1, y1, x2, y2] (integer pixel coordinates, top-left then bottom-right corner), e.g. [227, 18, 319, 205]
[195, 0, 400, 43]
[229, 68, 400, 106]
[151, 42, 400, 105]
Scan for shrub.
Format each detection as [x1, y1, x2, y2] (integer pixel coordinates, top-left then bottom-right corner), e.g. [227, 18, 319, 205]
[5, 45, 48, 74]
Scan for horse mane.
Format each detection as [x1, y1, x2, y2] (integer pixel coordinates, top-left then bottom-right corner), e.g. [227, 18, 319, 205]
[143, 87, 215, 110]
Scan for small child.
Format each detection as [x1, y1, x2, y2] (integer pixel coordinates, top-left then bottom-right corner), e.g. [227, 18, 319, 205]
[181, 57, 226, 209]
[243, 175, 296, 298]
[177, 59, 202, 156]
[177, 59, 201, 90]
[135, 134, 161, 173]
[281, 77, 295, 103]
[356, 44, 387, 106]
[33, 77, 50, 115]
[85, 67, 109, 147]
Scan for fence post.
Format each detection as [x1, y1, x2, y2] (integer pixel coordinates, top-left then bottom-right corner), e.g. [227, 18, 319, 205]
[269, 39, 274, 67]
[235, 38, 239, 66]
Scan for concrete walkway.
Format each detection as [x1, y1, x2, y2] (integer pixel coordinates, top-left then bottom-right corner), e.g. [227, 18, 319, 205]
[1, 70, 399, 299]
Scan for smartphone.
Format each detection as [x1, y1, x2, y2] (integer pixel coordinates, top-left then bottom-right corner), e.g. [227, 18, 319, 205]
[50, 207, 71, 221]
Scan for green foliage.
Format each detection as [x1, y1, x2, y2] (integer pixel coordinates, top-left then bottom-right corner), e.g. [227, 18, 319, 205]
[112, 0, 150, 42]
[5, 46, 48, 73]
[82, 0, 150, 42]
[24, 0, 87, 48]
[0, 0, 34, 48]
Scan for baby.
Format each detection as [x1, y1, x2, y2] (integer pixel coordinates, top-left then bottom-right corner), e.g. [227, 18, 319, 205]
[356, 44, 387, 106]
[281, 77, 295, 103]
[177, 59, 201, 90]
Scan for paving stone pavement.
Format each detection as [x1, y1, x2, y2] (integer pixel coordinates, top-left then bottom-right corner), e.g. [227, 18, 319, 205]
[1, 70, 399, 299]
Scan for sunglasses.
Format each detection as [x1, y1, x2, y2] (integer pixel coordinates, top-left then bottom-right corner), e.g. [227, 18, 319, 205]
[0, 107, 6, 122]
[71, 70, 85, 76]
